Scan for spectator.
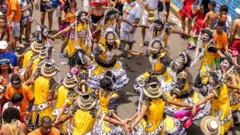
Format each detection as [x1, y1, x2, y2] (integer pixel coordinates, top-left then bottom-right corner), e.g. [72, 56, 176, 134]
[0, 85, 7, 117]
[0, 107, 27, 135]
[179, 0, 197, 35]
[40, 0, 54, 32]
[213, 21, 228, 68]
[19, 0, 32, 47]
[0, 14, 15, 46]
[0, 59, 14, 86]
[2, 92, 23, 113]
[0, 0, 7, 15]
[0, 41, 18, 67]
[230, 8, 240, 66]
[158, 0, 171, 22]
[7, 0, 22, 51]
[202, 1, 218, 29]
[28, 116, 60, 135]
[120, 0, 140, 58]
[4, 74, 34, 117]
[219, 5, 232, 31]
[201, 0, 210, 15]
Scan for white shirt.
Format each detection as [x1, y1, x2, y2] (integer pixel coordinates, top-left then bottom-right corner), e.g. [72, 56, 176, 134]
[121, 1, 141, 32]
[143, 0, 159, 9]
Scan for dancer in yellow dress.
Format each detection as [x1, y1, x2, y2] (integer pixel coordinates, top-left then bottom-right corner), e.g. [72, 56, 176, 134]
[49, 73, 78, 134]
[191, 71, 234, 135]
[219, 58, 240, 125]
[92, 73, 130, 134]
[23, 46, 51, 81]
[194, 29, 225, 95]
[53, 92, 130, 135]
[164, 51, 206, 135]
[127, 76, 192, 135]
[87, 28, 129, 90]
[134, 19, 189, 47]
[52, 10, 91, 56]
[53, 70, 92, 126]
[98, 8, 133, 43]
[134, 39, 174, 94]
[30, 61, 60, 127]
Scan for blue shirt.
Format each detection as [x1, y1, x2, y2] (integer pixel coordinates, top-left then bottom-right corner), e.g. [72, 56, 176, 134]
[0, 51, 18, 67]
[214, 19, 227, 32]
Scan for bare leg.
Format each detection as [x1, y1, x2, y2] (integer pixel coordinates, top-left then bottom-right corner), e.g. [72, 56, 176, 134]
[25, 21, 31, 44]
[165, 12, 169, 22]
[41, 12, 46, 25]
[181, 16, 186, 32]
[61, 37, 68, 53]
[187, 18, 192, 35]
[48, 11, 53, 31]
[19, 25, 24, 45]
[140, 28, 145, 46]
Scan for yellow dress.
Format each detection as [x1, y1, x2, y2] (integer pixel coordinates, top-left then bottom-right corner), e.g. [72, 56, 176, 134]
[31, 76, 57, 122]
[70, 101, 98, 135]
[64, 22, 91, 56]
[22, 49, 36, 68]
[99, 19, 115, 44]
[55, 86, 69, 134]
[139, 96, 167, 135]
[93, 89, 121, 134]
[227, 70, 240, 111]
[199, 43, 217, 84]
[88, 40, 129, 90]
[212, 84, 233, 135]
[135, 53, 174, 94]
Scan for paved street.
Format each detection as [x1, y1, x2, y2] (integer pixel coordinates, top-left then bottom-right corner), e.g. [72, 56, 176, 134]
[24, 2, 240, 135]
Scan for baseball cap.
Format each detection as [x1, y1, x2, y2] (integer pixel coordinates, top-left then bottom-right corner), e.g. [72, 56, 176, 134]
[10, 74, 22, 89]
[0, 41, 8, 50]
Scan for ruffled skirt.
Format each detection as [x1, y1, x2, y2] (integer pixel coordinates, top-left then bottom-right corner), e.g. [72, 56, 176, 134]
[87, 61, 129, 91]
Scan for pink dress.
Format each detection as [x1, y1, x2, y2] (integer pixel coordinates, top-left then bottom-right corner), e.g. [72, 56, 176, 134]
[179, 0, 196, 18]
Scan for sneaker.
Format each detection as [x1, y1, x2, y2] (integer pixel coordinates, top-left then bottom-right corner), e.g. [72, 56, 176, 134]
[60, 61, 68, 65]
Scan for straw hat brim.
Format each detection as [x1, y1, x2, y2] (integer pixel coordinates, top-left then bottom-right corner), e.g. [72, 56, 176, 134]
[39, 54, 47, 59]
[200, 116, 221, 135]
[40, 63, 59, 77]
[77, 96, 97, 110]
[143, 86, 162, 98]
[63, 80, 77, 89]
[30, 42, 43, 53]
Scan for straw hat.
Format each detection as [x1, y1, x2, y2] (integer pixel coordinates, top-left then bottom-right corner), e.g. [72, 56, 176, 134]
[38, 46, 48, 59]
[200, 116, 221, 135]
[63, 73, 78, 89]
[40, 61, 59, 77]
[77, 93, 97, 110]
[143, 81, 162, 98]
[30, 40, 44, 53]
[236, 8, 240, 15]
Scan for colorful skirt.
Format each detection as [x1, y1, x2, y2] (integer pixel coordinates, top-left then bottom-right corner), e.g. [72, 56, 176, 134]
[92, 119, 123, 135]
[87, 61, 129, 90]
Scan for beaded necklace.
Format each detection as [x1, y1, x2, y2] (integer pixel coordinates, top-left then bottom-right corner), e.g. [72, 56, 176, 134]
[123, 2, 135, 17]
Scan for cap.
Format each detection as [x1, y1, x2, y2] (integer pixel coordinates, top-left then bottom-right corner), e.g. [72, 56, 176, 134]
[10, 74, 22, 89]
[0, 41, 8, 50]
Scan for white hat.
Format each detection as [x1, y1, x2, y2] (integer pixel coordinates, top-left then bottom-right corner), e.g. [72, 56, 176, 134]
[236, 8, 240, 15]
[0, 41, 8, 49]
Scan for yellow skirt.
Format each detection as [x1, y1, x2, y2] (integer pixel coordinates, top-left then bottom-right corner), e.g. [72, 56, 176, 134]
[230, 90, 240, 111]
[64, 39, 91, 56]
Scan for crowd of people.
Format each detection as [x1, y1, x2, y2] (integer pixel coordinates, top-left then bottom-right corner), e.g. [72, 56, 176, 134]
[0, 0, 239, 134]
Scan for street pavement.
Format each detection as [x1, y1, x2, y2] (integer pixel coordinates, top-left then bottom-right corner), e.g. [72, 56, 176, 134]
[23, 2, 240, 135]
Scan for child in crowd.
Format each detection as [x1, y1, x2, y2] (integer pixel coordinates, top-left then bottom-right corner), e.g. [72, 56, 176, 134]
[202, 1, 218, 29]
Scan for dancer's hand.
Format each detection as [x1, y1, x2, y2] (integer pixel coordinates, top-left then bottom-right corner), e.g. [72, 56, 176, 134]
[124, 119, 132, 124]
[191, 104, 197, 115]
[124, 123, 132, 133]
